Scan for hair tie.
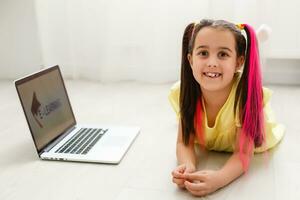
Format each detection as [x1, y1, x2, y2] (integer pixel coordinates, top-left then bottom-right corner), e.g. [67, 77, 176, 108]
[192, 22, 198, 30]
[236, 24, 245, 30]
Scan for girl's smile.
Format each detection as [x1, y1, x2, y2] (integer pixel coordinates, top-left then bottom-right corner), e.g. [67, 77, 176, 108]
[203, 72, 222, 78]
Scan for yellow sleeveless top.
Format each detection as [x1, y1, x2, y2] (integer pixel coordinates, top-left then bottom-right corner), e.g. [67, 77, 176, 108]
[168, 77, 285, 153]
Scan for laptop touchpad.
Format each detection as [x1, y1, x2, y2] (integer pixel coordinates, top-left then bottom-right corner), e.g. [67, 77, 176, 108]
[102, 135, 129, 147]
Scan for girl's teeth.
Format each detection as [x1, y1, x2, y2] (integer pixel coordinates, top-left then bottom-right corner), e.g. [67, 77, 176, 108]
[205, 72, 220, 78]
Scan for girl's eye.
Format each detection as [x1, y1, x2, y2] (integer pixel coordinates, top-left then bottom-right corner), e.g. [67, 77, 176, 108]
[197, 51, 208, 56]
[218, 51, 229, 58]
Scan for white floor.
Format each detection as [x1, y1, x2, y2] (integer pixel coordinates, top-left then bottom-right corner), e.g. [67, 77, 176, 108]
[0, 80, 299, 200]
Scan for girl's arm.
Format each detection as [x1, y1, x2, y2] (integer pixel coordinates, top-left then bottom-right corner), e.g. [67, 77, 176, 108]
[218, 128, 254, 187]
[217, 151, 251, 187]
[172, 121, 197, 188]
[176, 120, 197, 170]
[183, 128, 254, 196]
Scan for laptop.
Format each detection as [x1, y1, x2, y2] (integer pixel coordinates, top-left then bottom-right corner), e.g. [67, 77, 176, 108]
[15, 65, 140, 164]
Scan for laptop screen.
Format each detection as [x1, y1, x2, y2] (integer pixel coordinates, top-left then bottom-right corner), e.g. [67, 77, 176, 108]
[15, 66, 76, 153]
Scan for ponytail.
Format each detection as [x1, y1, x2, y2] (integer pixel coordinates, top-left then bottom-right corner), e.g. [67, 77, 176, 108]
[180, 23, 202, 145]
[237, 24, 265, 171]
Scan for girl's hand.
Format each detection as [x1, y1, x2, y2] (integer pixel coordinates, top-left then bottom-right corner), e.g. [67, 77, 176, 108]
[171, 164, 196, 188]
[183, 170, 223, 196]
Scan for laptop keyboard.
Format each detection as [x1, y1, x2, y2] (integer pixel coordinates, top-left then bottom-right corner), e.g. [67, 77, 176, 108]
[55, 128, 108, 155]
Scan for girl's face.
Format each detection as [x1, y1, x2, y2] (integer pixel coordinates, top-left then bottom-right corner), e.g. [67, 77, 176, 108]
[188, 27, 244, 93]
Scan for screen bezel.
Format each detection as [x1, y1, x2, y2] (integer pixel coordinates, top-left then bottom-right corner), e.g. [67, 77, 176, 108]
[15, 65, 77, 155]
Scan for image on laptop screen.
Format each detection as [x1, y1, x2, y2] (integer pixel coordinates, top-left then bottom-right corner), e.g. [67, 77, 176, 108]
[16, 67, 75, 152]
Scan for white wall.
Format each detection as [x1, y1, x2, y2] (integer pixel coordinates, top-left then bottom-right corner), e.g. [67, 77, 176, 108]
[264, 0, 300, 58]
[1, 0, 300, 83]
[33, 0, 269, 82]
[34, 0, 212, 82]
[0, 0, 42, 79]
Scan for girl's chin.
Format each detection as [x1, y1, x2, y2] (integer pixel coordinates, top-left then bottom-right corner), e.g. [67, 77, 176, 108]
[200, 85, 223, 93]
[199, 80, 233, 93]
[198, 81, 225, 91]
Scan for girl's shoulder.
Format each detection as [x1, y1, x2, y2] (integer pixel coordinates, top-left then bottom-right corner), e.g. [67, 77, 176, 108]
[169, 81, 180, 117]
[262, 87, 273, 105]
[235, 72, 273, 105]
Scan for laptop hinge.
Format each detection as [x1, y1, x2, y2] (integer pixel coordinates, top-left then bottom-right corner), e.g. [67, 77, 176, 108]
[40, 126, 76, 155]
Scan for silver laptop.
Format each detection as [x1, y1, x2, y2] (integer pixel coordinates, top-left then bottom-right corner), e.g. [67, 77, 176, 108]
[15, 65, 140, 164]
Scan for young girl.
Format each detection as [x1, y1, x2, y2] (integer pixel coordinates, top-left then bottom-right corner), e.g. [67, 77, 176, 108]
[169, 19, 285, 196]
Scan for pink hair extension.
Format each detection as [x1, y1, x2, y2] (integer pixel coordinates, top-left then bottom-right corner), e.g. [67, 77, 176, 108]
[194, 98, 205, 149]
[239, 24, 265, 172]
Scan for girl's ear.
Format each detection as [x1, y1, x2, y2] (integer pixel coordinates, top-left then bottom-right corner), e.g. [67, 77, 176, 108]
[236, 56, 245, 71]
[187, 53, 193, 67]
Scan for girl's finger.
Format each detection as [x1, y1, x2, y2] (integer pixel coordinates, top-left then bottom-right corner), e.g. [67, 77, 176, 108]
[172, 177, 184, 185]
[177, 165, 186, 173]
[172, 171, 185, 179]
[184, 173, 206, 181]
[185, 181, 207, 197]
[189, 189, 208, 197]
[184, 180, 206, 191]
[172, 178, 186, 188]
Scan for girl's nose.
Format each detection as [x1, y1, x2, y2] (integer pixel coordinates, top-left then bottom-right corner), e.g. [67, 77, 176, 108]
[207, 58, 218, 68]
